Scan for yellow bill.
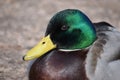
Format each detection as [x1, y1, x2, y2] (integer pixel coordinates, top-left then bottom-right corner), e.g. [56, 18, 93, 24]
[23, 35, 56, 61]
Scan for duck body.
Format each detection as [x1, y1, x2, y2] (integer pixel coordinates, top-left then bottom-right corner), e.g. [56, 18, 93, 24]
[29, 50, 88, 80]
[86, 22, 120, 80]
[23, 9, 120, 80]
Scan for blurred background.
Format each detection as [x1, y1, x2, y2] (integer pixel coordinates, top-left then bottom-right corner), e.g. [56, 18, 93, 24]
[0, 0, 120, 80]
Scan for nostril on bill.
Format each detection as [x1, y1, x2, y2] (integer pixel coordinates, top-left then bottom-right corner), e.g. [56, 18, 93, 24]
[42, 42, 45, 44]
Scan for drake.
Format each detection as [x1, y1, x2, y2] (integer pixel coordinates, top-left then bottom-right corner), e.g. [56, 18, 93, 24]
[23, 9, 120, 80]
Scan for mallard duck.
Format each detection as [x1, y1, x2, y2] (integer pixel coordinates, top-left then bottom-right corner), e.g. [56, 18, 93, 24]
[23, 9, 120, 80]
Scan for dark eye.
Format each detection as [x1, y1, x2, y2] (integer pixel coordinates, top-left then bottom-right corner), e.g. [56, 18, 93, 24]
[61, 25, 69, 31]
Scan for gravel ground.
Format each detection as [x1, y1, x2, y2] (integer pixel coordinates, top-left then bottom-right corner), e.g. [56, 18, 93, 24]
[0, 0, 120, 80]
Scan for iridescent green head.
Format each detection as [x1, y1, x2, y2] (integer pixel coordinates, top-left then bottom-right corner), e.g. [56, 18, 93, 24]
[23, 9, 97, 61]
[46, 9, 96, 50]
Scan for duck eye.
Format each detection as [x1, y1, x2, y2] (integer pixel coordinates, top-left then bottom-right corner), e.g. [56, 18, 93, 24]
[61, 25, 69, 31]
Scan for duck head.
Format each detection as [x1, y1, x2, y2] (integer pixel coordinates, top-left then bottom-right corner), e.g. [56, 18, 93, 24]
[23, 9, 96, 61]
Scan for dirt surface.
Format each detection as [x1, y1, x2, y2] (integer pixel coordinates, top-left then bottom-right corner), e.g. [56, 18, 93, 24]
[0, 0, 120, 80]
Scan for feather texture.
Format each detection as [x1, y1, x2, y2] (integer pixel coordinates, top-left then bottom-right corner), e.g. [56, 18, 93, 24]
[86, 22, 120, 80]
